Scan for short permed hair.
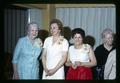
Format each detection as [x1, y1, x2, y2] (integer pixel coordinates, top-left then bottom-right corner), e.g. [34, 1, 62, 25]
[50, 19, 63, 34]
[72, 28, 85, 39]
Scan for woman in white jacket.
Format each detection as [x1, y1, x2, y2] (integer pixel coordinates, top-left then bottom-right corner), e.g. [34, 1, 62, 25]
[104, 49, 116, 80]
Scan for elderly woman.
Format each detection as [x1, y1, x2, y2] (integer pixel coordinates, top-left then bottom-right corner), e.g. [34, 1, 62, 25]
[41, 19, 69, 79]
[94, 28, 115, 80]
[12, 22, 43, 79]
[65, 28, 97, 80]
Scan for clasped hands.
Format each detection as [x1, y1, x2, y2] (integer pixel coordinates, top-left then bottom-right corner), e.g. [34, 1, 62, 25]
[72, 61, 82, 69]
[45, 68, 57, 76]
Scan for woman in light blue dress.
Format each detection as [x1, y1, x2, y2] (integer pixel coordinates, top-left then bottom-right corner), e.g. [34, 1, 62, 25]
[12, 22, 43, 79]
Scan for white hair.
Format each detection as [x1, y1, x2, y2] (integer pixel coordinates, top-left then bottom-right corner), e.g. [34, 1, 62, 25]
[27, 22, 39, 31]
[101, 28, 114, 39]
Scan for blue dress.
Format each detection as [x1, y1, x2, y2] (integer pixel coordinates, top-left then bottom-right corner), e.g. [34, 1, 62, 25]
[12, 36, 42, 79]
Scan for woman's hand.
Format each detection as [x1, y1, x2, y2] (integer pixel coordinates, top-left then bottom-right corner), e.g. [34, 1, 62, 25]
[46, 68, 57, 76]
[75, 61, 81, 66]
[65, 61, 72, 66]
[71, 63, 77, 69]
[44, 68, 49, 76]
[12, 72, 19, 80]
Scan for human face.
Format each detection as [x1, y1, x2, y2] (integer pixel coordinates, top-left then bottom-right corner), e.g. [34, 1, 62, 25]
[50, 23, 61, 36]
[104, 34, 113, 46]
[28, 26, 38, 40]
[73, 33, 83, 46]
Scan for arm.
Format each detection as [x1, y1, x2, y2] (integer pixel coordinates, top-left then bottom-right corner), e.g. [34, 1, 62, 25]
[65, 52, 72, 66]
[55, 51, 68, 70]
[47, 39, 69, 76]
[77, 46, 97, 68]
[66, 53, 78, 69]
[41, 48, 49, 74]
[47, 51, 68, 76]
[54, 39, 69, 70]
[12, 64, 19, 79]
[12, 39, 22, 79]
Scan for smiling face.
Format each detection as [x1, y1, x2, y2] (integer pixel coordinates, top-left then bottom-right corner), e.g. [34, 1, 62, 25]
[103, 33, 114, 46]
[73, 33, 83, 46]
[101, 28, 114, 46]
[50, 23, 61, 36]
[27, 24, 38, 40]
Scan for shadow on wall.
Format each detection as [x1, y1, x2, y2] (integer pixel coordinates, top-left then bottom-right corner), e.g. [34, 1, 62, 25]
[62, 26, 72, 78]
[37, 29, 49, 43]
[63, 26, 72, 42]
[84, 35, 96, 48]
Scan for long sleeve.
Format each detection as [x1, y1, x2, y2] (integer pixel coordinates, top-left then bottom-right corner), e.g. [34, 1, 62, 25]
[104, 49, 116, 79]
[12, 38, 22, 64]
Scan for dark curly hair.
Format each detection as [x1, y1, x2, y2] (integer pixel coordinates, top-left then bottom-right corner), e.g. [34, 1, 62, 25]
[72, 28, 85, 40]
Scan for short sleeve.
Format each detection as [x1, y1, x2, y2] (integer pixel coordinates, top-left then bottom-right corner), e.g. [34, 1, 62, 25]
[62, 39, 69, 52]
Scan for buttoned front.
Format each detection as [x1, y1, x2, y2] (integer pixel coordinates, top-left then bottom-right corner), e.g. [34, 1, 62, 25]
[12, 36, 42, 79]
[42, 36, 69, 79]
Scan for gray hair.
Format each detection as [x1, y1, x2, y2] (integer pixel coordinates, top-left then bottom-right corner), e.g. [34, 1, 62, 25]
[27, 22, 39, 31]
[101, 28, 114, 38]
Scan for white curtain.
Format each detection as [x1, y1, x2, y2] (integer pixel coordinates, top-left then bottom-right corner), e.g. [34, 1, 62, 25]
[56, 7, 116, 49]
[28, 8, 43, 29]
